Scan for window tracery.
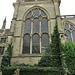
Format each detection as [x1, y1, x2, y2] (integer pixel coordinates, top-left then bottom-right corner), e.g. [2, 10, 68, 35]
[23, 8, 49, 54]
[64, 22, 75, 41]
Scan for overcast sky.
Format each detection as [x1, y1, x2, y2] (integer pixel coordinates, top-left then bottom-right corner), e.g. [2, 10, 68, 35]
[0, 0, 75, 29]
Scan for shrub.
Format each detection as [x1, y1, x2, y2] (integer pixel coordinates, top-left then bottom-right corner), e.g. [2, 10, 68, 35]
[2, 66, 64, 75]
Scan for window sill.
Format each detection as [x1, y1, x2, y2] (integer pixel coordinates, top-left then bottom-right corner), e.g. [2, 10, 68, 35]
[12, 54, 43, 58]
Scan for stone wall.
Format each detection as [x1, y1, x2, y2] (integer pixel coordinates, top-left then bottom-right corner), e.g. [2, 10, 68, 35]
[11, 54, 42, 65]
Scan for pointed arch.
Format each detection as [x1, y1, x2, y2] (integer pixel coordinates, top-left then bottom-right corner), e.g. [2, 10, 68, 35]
[22, 6, 50, 54]
[64, 21, 75, 41]
[23, 6, 50, 21]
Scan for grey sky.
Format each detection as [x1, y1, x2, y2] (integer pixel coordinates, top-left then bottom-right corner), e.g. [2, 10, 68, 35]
[0, 0, 75, 29]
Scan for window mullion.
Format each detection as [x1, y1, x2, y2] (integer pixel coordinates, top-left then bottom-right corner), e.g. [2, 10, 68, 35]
[48, 20, 50, 44]
[40, 21, 41, 54]
[71, 30, 73, 42]
[69, 24, 73, 41]
[30, 21, 33, 54]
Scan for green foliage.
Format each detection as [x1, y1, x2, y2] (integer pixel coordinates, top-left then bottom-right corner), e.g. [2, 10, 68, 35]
[50, 24, 61, 55]
[1, 43, 13, 70]
[50, 24, 62, 67]
[38, 24, 62, 67]
[2, 66, 64, 75]
[63, 42, 75, 74]
[38, 52, 52, 67]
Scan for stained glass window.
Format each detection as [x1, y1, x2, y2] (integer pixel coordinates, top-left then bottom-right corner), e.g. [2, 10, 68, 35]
[24, 19, 31, 33]
[41, 34, 49, 53]
[32, 34, 40, 53]
[27, 11, 32, 18]
[70, 25, 75, 29]
[64, 23, 69, 29]
[33, 9, 39, 16]
[23, 8, 49, 54]
[33, 19, 39, 33]
[23, 35, 30, 54]
[64, 23, 75, 41]
[41, 10, 46, 16]
[72, 31, 75, 41]
[65, 31, 72, 41]
[41, 18, 48, 33]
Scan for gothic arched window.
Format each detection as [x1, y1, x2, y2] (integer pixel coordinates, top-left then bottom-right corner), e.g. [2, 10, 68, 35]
[23, 8, 49, 54]
[64, 22, 75, 41]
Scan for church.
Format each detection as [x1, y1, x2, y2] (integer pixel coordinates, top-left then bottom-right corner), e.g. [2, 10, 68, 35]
[0, 0, 75, 66]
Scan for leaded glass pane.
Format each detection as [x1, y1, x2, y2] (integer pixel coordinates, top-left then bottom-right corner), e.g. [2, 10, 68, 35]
[24, 19, 31, 33]
[27, 11, 32, 18]
[41, 34, 49, 53]
[33, 9, 39, 16]
[23, 35, 30, 54]
[41, 10, 46, 16]
[64, 23, 69, 29]
[41, 18, 48, 33]
[65, 31, 72, 41]
[32, 34, 40, 53]
[72, 31, 75, 41]
[33, 19, 39, 33]
[70, 25, 75, 29]
[39, 15, 42, 20]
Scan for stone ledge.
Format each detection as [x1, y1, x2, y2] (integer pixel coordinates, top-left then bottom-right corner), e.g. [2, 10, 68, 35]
[12, 54, 43, 58]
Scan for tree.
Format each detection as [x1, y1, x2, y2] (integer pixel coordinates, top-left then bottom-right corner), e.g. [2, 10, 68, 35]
[38, 24, 62, 67]
[38, 48, 51, 67]
[50, 24, 61, 55]
[1, 43, 13, 70]
[63, 42, 75, 74]
[50, 24, 62, 67]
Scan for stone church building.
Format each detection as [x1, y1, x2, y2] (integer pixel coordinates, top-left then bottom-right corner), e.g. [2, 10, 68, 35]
[0, 0, 75, 65]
